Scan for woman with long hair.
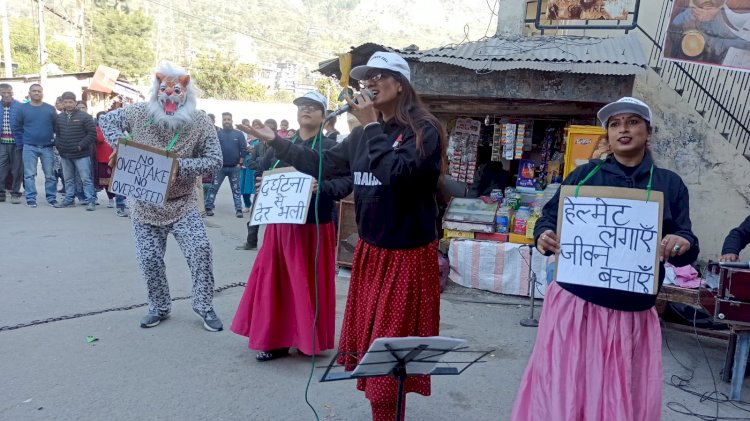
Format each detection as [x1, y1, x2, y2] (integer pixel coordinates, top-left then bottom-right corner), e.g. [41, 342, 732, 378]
[241, 51, 447, 420]
[511, 97, 699, 421]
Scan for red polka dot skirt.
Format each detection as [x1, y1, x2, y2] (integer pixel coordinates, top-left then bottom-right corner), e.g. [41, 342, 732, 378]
[337, 239, 441, 405]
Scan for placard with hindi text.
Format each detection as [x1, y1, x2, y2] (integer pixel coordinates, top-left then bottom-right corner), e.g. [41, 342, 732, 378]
[250, 168, 314, 226]
[555, 186, 663, 295]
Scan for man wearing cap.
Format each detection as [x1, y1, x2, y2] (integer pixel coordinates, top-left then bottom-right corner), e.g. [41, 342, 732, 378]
[513, 96, 698, 421]
[231, 91, 352, 362]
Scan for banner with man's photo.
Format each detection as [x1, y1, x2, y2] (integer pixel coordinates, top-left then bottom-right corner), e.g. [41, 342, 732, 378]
[662, 0, 750, 72]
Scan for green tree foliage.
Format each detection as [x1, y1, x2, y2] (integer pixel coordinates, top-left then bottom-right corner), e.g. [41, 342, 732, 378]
[314, 76, 345, 111]
[191, 54, 267, 101]
[87, 7, 154, 80]
[8, 18, 77, 76]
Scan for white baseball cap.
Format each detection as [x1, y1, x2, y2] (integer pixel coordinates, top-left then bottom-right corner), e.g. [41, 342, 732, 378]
[597, 97, 652, 127]
[293, 91, 327, 110]
[350, 52, 411, 82]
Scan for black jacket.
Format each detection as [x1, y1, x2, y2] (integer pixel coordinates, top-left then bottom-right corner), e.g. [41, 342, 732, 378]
[270, 117, 442, 249]
[722, 215, 750, 255]
[534, 152, 699, 311]
[262, 133, 352, 225]
[55, 109, 96, 159]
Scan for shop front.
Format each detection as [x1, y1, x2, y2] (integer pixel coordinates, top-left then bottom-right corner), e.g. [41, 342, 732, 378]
[318, 34, 647, 298]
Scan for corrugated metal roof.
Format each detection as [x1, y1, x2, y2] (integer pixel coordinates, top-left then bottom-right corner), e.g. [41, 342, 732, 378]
[317, 34, 647, 77]
[400, 33, 647, 75]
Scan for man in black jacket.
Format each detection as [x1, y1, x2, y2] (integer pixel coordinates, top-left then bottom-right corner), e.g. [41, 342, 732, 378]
[721, 216, 750, 262]
[54, 91, 97, 210]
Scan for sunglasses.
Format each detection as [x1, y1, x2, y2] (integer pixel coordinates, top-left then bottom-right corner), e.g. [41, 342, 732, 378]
[358, 72, 393, 89]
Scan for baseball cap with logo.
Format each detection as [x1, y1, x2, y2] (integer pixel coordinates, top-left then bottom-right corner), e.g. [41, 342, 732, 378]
[293, 91, 327, 110]
[350, 52, 411, 82]
[597, 97, 652, 128]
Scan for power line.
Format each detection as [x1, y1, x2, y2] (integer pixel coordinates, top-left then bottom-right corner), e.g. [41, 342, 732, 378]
[140, 0, 331, 61]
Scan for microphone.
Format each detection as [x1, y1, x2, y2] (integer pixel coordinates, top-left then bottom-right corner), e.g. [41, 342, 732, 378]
[719, 262, 750, 269]
[325, 90, 375, 122]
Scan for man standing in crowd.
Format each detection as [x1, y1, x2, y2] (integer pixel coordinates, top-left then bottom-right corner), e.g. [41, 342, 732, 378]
[236, 118, 276, 250]
[205, 112, 245, 218]
[12, 84, 58, 208]
[54, 92, 97, 211]
[0, 83, 23, 204]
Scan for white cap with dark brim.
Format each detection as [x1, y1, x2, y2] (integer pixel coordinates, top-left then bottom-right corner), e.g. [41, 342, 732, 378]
[350, 51, 411, 82]
[597, 97, 652, 128]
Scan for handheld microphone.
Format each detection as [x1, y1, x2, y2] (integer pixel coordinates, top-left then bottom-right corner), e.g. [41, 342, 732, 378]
[719, 262, 750, 269]
[325, 90, 375, 122]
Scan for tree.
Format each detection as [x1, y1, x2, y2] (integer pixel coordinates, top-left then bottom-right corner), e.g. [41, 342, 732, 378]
[9, 18, 77, 76]
[87, 8, 154, 80]
[191, 53, 267, 101]
[314, 75, 346, 112]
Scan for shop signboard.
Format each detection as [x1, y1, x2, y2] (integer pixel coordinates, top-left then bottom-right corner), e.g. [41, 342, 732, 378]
[545, 0, 633, 20]
[555, 186, 664, 295]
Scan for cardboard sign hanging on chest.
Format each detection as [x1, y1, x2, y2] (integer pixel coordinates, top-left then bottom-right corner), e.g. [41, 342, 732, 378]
[108, 141, 177, 206]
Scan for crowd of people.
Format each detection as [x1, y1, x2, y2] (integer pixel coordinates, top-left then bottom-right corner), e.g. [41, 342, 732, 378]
[0, 83, 129, 215]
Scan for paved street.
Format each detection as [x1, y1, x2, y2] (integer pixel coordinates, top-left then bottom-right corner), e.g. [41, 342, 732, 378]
[3, 178, 750, 420]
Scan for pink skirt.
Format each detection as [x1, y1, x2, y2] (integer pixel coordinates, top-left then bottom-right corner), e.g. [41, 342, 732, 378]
[230, 222, 337, 355]
[510, 282, 662, 421]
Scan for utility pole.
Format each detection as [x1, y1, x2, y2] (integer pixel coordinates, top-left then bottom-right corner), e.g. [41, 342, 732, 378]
[1, 0, 11, 77]
[38, 0, 48, 84]
[495, 0, 526, 38]
[78, 0, 85, 70]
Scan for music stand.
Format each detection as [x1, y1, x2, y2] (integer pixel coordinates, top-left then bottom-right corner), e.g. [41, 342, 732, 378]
[520, 245, 539, 327]
[319, 336, 492, 421]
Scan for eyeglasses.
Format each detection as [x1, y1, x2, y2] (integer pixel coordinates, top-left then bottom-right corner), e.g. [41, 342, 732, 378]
[358, 73, 386, 89]
[297, 104, 322, 112]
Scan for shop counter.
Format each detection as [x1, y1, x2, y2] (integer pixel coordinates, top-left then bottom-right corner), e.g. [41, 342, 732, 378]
[448, 239, 550, 298]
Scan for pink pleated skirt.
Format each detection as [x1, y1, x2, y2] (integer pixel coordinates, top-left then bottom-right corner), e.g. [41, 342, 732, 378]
[510, 282, 662, 421]
[230, 222, 337, 355]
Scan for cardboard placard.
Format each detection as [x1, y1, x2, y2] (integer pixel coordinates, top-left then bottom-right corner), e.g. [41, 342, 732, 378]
[109, 141, 177, 206]
[250, 168, 314, 226]
[555, 186, 664, 295]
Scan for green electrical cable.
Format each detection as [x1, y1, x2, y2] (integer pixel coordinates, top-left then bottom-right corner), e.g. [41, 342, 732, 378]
[304, 124, 325, 421]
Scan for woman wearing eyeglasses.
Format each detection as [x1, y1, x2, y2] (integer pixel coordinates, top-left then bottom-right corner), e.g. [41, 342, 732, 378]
[511, 97, 699, 421]
[242, 52, 448, 420]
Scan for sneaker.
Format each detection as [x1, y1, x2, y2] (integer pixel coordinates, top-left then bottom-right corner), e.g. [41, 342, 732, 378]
[48, 200, 58, 207]
[116, 208, 129, 217]
[26, 201, 37, 208]
[54, 201, 75, 208]
[10, 196, 21, 204]
[140, 310, 170, 328]
[205, 209, 214, 216]
[235, 211, 243, 218]
[86, 203, 96, 211]
[107, 199, 114, 208]
[243, 207, 251, 213]
[193, 307, 223, 332]
[235, 243, 257, 251]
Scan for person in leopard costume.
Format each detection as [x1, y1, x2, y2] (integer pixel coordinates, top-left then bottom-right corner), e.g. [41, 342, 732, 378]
[99, 64, 224, 331]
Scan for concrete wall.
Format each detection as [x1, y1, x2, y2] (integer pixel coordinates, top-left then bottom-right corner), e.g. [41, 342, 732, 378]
[635, 69, 750, 262]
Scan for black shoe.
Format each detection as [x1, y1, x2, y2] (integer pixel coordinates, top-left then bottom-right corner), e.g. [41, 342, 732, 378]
[235, 243, 257, 250]
[255, 348, 289, 362]
[205, 209, 214, 216]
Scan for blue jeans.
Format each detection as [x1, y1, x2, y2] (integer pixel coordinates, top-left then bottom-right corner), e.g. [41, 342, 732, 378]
[22, 145, 56, 203]
[205, 166, 242, 212]
[61, 157, 96, 204]
[115, 194, 126, 210]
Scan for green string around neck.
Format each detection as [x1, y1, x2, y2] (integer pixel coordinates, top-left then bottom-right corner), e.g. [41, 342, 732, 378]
[574, 161, 655, 202]
[270, 129, 323, 170]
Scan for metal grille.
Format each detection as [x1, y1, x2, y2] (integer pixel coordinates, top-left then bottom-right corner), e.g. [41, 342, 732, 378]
[636, 0, 750, 153]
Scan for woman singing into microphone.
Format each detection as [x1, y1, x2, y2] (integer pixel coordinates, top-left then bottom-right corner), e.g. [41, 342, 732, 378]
[241, 51, 447, 421]
[511, 97, 699, 421]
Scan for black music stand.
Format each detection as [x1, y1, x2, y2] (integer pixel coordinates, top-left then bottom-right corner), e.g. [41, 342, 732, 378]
[520, 245, 539, 327]
[319, 336, 492, 421]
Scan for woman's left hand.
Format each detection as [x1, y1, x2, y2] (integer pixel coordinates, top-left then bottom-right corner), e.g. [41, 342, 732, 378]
[660, 234, 691, 261]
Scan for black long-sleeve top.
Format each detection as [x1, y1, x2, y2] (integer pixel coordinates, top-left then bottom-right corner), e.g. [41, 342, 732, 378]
[722, 215, 750, 255]
[268, 118, 442, 249]
[534, 152, 700, 311]
[261, 133, 352, 225]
